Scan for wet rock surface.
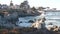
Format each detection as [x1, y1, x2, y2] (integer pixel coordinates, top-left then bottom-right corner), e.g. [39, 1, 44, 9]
[0, 12, 19, 28]
[28, 20, 34, 23]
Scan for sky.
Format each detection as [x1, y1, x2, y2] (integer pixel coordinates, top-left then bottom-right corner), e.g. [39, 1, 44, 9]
[0, 0, 60, 10]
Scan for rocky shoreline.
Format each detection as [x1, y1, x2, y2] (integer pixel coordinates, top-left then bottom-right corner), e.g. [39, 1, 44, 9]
[0, 27, 60, 34]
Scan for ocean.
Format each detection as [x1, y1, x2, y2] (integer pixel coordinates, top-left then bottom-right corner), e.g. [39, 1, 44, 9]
[17, 11, 60, 27]
[45, 11, 60, 27]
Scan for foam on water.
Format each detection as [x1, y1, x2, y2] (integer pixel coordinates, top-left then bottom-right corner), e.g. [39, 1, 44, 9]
[17, 11, 60, 27]
[45, 11, 60, 27]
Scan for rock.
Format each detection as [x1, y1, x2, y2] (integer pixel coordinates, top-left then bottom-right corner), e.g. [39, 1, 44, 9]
[28, 20, 34, 23]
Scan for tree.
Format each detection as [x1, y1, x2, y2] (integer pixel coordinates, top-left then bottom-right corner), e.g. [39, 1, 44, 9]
[38, 7, 46, 11]
[31, 7, 36, 11]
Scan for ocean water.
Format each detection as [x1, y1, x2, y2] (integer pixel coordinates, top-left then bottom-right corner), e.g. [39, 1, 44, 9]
[17, 14, 44, 27]
[17, 11, 60, 27]
[45, 11, 60, 27]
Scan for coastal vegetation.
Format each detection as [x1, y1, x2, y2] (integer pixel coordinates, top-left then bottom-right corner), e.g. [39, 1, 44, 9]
[0, 27, 60, 34]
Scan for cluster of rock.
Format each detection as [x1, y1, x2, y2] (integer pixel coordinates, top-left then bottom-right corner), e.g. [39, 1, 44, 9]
[47, 25, 60, 32]
[0, 0, 45, 29]
[0, 0, 42, 16]
[0, 11, 19, 28]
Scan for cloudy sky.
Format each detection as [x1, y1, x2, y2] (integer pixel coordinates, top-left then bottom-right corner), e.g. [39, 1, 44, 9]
[0, 0, 60, 10]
